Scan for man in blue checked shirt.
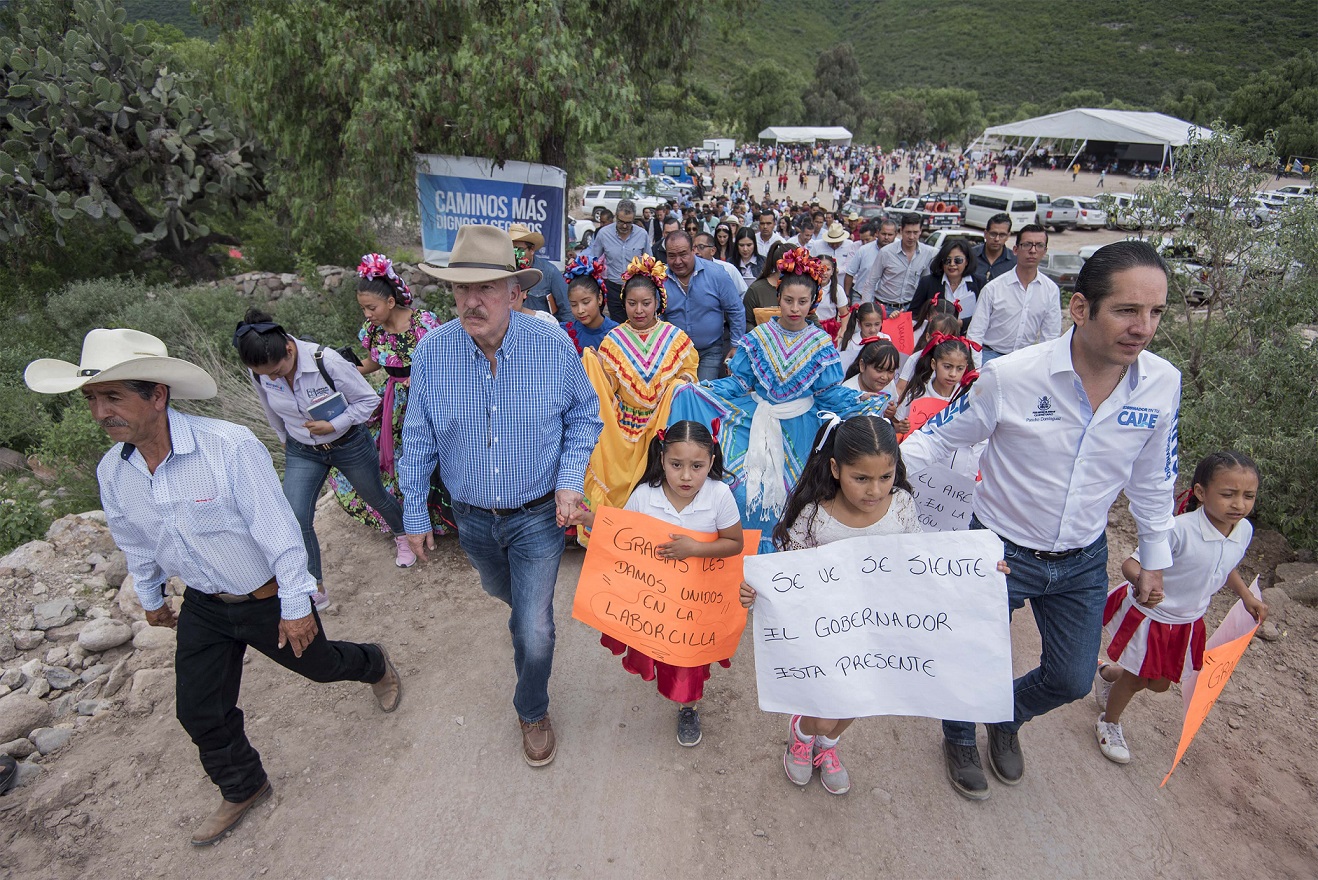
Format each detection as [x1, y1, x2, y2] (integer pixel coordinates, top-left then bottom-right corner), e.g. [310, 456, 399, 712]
[24, 329, 403, 847]
[405, 225, 603, 768]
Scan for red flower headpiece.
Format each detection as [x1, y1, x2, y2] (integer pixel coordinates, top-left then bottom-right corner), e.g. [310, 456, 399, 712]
[563, 254, 607, 293]
[356, 252, 413, 305]
[775, 247, 827, 285]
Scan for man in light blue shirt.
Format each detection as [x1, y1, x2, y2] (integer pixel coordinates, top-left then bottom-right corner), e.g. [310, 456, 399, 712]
[406, 225, 602, 768]
[24, 328, 401, 846]
[662, 231, 746, 380]
[586, 198, 652, 322]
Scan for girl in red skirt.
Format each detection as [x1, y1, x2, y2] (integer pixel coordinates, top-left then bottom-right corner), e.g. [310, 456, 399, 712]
[1093, 451, 1268, 764]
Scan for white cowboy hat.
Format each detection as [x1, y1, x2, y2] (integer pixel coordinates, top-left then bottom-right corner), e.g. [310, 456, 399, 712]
[506, 222, 546, 253]
[823, 221, 850, 244]
[419, 225, 542, 289]
[25, 328, 217, 399]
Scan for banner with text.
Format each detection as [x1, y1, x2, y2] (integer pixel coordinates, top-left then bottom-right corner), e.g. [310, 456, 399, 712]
[572, 507, 759, 667]
[416, 154, 566, 266]
[909, 465, 976, 532]
[745, 530, 1012, 721]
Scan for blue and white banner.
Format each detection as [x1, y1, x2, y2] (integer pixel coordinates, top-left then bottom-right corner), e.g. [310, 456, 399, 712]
[416, 154, 567, 267]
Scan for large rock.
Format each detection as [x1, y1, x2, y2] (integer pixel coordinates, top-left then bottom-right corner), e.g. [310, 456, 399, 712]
[12, 630, 45, 651]
[45, 667, 80, 690]
[0, 693, 53, 742]
[32, 598, 77, 630]
[31, 726, 72, 755]
[0, 540, 54, 576]
[96, 551, 129, 588]
[42, 621, 85, 642]
[132, 625, 176, 651]
[1, 737, 35, 758]
[77, 618, 133, 652]
[1274, 562, 1318, 584]
[1283, 572, 1318, 606]
[124, 668, 175, 716]
[44, 514, 116, 554]
[116, 575, 145, 620]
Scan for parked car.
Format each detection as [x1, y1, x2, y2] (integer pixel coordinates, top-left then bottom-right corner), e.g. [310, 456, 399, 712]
[1101, 193, 1169, 230]
[1061, 196, 1108, 230]
[1182, 196, 1271, 229]
[580, 185, 665, 222]
[569, 217, 597, 247]
[1034, 193, 1077, 232]
[890, 196, 960, 230]
[922, 228, 985, 251]
[1040, 253, 1084, 291]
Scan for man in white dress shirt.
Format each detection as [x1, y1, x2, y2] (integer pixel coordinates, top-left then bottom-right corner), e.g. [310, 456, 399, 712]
[903, 241, 1179, 801]
[809, 220, 859, 271]
[25, 330, 402, 846]
[967, 224, 1061, 365]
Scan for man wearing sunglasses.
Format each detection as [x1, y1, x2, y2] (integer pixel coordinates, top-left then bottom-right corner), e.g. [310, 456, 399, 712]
[967, 225, 1060, 365]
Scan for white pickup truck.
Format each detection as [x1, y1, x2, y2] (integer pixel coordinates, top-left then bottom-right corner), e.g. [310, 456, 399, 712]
[1034, 193, 1077, 232]
[890, 197, 960, 230]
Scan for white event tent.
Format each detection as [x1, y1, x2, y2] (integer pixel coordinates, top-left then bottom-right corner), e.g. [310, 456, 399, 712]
[758, 126, 853, 146]
[971, 108, 1213, 173]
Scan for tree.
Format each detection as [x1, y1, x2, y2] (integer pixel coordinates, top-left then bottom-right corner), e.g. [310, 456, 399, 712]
[921, 88, 984, 146]
[1157, 80, 1222, 126]
[730, 61, 804, 142]
[1225, 50, 1318, 162]
[879, 91, 929, 146]
[0, 0, 263, 277]
[801, 43, 866, 131]
[201, 0, 736, 224]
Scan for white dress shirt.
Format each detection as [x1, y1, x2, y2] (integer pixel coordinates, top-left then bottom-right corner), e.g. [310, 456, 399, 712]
[712, 256, 748, 296]
[902, 329, 1180, 568]
[1128, 508, 1252, 624]
[250, 338, 381, 446]
[966, 269, 1062, 366]
[846, 240, 880, 302]
[809, 237, 858, 270]
[755, 231, 785, 258]
[99, 410, 318, 620]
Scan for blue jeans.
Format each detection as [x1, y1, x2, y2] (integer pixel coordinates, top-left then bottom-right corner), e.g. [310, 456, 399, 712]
[980, 346, 1004, 364]
[696, 344, 725, 381]
[284, 426, 405, 582]
[452, 497, 564, 723]
[942, 519, 1109, 746]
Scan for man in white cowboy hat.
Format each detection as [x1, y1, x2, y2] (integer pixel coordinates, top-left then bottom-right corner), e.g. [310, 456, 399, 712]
[508, 222, 569, 323]
[809, 219, 858, 269]
[25, 329, 403, 846]
[405, 224, 602, 767]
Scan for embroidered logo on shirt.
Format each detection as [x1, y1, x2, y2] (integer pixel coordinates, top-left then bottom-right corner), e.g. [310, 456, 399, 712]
[1116, 405, 1160, 429]
[1026, 395, 1061, 423]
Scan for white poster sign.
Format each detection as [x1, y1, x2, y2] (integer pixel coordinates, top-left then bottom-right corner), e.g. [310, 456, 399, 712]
[909, 465, 976, 532]
[745, 530, 1012, 722]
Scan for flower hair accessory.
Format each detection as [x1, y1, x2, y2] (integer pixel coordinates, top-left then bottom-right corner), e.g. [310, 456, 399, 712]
[622, 255, 669, 314]
[563, 254, 607, 293]
[920, 331, 982, 359]
[815, 410, 843, 452]
[357, 253, 413, 305]
[710, 417, 721, 441]
[775, 247, 827, 285]
[656, 428, 667, 444]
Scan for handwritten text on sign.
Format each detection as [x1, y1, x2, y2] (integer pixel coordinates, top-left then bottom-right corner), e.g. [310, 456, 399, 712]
[745, 530, 1012, 721]
[572, 508, 758, 667]
[909, 465, 976, 532]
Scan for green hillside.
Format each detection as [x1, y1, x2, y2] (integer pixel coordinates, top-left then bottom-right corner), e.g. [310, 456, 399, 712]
[121, 0, 213, 39]
[707, 0, 1315, 113]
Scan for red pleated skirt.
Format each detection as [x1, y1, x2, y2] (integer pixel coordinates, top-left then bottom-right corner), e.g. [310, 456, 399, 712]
[1103, 585, 1206, 683]
[599, 634, 730, 704]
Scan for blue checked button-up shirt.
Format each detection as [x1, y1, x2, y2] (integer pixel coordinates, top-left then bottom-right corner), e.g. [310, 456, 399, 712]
[398, 312, 603, 533]
[98, 410, 318, 620]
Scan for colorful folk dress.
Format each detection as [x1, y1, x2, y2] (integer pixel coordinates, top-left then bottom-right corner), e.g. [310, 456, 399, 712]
[581, 321, 699, 539]
[329, 310, 455, 534]
[669, 318, 887, 553]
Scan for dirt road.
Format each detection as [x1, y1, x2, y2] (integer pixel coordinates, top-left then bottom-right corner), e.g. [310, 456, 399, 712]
[4, 498, 1315, 880]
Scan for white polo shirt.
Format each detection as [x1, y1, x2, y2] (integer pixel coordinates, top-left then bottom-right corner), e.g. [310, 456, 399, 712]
[623, 479, 740, 533]
[1129, 507, 1252, 624]
[966, 268, 1061, 365]
[902, 328, 1180, 567]
[809, 237, 858, 270]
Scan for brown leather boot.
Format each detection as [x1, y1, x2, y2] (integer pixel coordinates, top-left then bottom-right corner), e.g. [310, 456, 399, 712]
[190, 780, 272, 846]
[520, 714, 556, 767]
[370, 645, 403, 713]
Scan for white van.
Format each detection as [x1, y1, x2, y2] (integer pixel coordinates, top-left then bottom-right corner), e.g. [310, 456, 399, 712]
[963, 185, 1038, 232]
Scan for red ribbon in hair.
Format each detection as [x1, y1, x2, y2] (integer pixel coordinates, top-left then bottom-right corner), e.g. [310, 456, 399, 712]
[1174, 488, 1193, 515]
[859, 335, 885, 345]
[959, 369, 980, 389]
[920, 331, 982, 359]
[656, 428, 666, 443]
[710, 418, 721, 441]
[929, 291, 962, 315]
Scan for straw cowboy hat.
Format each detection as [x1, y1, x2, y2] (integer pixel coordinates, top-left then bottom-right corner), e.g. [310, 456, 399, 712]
[419, 224, 542, 289]
[823, 221, 850, 244]
[506, 222, 545, 254]
[25, 328, 217, 400]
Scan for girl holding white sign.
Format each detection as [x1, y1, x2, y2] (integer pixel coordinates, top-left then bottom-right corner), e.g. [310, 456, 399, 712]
[740, 414, 920, 795]
[572, 420, 744, 748]
[1093, 451, 1267, 764]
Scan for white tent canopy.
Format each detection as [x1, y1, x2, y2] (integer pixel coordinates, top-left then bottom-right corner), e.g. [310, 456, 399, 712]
[758, 126, 853, 146]
[975, 109, 1213, 173]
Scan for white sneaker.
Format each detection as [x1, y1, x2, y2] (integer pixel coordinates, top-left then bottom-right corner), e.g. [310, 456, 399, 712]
[313, 587, 333, 613]
[1096, 714, 1131, 764]
[1093, 664, 1113, 711]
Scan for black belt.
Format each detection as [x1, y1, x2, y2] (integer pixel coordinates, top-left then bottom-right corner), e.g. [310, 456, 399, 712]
[1028, 547, 1084, 561]
[477, 491, 556, 517]
[302, 424, 361, 452]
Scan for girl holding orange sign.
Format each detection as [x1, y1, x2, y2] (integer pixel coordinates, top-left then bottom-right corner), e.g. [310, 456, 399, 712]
[572, 420, 744, 748]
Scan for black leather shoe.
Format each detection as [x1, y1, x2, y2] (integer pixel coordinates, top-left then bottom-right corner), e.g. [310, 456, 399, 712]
[987, 724, 1024, 785]
[943, 739, 989, 800]
[0, 755, 17, 795]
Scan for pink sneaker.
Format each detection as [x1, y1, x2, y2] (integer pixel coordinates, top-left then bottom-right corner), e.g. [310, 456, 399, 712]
[783, 715, 814, 786]
[814, 745, 851, 795]
[394, 535, 417, 568]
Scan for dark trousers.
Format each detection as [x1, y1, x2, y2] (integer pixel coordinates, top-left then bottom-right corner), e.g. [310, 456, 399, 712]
[175, 587, 385, 802]
[604, 280, 627, 323]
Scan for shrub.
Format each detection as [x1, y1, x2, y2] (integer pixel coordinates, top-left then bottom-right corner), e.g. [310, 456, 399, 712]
[0, 493, 48, 556]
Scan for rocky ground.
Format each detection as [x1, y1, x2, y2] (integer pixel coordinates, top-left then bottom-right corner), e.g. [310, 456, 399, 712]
[1, 499, 1315, 879]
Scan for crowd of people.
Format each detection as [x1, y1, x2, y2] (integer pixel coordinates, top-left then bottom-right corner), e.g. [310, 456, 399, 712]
[17, 203, 1268, 843]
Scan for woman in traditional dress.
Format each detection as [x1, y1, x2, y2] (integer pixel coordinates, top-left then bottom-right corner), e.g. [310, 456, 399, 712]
[329, 253, 455, 535]
[670, 247, 888, 553]
[580, 255, 699, 541]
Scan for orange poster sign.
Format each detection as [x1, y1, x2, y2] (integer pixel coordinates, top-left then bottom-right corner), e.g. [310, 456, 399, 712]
[1160, 625, 1258, 786]
[572, 507, 759, 667]
[882, 311, 915, 354]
